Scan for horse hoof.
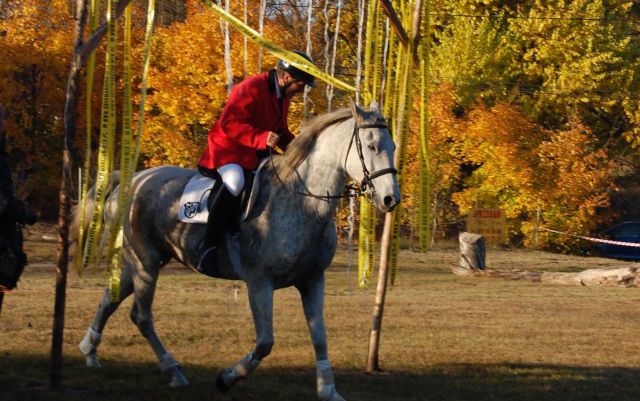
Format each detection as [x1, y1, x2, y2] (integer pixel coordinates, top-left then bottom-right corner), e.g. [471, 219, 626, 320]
[168, 366, 190, 388]
[85, 353, 102, 368]
[319, 385, 346, 401]
[215, 371, 231, 392]
[329, 392, 346, 401]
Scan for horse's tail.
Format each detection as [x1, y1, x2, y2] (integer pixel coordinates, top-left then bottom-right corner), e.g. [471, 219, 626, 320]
[70, 171, 121, 252]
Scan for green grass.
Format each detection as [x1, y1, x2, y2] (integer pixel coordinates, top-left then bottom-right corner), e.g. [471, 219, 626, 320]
[2, 227, 640, 400]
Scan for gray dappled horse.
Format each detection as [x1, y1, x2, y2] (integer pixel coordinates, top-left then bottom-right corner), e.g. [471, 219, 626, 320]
[74, 101, 400, 401]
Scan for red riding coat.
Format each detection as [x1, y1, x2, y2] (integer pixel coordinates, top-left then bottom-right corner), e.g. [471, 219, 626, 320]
[198, 70, 296, 171]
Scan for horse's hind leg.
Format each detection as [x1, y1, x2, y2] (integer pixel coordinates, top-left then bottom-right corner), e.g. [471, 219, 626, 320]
[79, 265, 135, 368]
[129, 256, 190, 388]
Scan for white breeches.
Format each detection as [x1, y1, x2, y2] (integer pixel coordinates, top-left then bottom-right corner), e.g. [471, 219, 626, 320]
[217, 163, 245, 197]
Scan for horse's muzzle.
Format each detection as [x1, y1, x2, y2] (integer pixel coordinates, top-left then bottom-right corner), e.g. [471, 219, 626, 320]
[379, 193, 400, 213]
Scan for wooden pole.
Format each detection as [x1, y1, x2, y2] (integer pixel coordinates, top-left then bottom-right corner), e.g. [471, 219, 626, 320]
[366, 211, 393, 372]
[366, 0, 425, 373]
[378, 0, 409, 47]
[49, 0, 88, 389]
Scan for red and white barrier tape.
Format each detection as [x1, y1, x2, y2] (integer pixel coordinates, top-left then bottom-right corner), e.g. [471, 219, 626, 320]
[540, 227, 640, 248]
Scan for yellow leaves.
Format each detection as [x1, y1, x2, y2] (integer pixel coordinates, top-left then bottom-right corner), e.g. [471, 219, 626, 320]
[417, 83, 615, 248]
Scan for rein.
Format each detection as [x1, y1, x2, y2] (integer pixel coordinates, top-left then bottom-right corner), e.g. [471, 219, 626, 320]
[270, 119, 397, 201]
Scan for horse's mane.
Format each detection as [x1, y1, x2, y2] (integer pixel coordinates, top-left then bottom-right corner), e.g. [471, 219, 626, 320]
[279, 108, 352, 178]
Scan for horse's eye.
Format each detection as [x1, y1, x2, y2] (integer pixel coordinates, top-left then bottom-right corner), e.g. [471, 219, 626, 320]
[368, 144, 376, 151]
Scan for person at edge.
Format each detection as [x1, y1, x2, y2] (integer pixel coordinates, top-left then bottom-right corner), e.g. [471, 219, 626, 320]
[195, 51, 317, 276]
[0, 104, 38, 312]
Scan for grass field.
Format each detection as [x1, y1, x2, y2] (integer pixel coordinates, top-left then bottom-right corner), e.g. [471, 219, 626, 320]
[1, 223, 640, 401]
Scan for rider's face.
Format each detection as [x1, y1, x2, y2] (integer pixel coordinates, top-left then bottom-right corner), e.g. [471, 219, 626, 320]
[285, 80, 305, 96]
[282, 73, 306, 97]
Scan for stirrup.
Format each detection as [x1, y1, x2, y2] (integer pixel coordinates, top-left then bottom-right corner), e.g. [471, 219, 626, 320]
[196, 246, 220, 277]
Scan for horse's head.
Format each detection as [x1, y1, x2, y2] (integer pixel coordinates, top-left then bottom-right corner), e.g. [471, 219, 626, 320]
[345, 100, 401, 213]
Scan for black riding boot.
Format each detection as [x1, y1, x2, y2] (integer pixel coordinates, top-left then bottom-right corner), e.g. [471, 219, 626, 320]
[196, 185, 239, 277]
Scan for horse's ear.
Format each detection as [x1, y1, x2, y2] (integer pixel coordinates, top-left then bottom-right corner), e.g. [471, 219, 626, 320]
[368, 100, 381, 115]
[349, 98, 365, 123]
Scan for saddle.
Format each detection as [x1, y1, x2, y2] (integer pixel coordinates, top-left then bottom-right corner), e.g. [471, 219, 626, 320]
[178, 158, 269, 224]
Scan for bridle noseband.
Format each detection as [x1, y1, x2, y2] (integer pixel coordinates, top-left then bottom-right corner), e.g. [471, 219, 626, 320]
[270, 117, 397, 201]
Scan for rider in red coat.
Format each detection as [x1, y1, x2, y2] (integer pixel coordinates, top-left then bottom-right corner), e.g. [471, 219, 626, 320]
[198, 71, 296, 172]
[196, 51, 316, 276]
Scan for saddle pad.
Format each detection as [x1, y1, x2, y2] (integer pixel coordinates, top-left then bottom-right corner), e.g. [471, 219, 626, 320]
[178, 173, 215, 224]
[180, 158, 270, 224]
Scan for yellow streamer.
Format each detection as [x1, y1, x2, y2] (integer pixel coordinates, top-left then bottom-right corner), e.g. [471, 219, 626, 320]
[372, 2, 385, 102]
[358, 199, 376, 287]
[132, 0, 155, 167]
[418, 1, 430, 252]
[82, 0, 118, 273]
[382, 30, 396, 117]
[202, 0, 355, 92]
[362, 0, 378, 103]
[389, 0, 416, 285]
[78, 0, 156, 282]
[108, 228, 123, 302]
[106, 3, 134, 283]
[76, 0, 100, 274]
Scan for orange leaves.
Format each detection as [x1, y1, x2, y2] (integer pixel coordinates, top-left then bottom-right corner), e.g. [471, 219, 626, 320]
[412, 84, 616, 247]
[138, 6, 228, 167]
[531, 123, 615, 247]
[0, 0, 74, 211]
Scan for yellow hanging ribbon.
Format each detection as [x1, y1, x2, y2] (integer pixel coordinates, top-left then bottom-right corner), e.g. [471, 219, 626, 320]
[202, 0, 355, 92]
[109, 0, 156, 302]
[106, 3, 134, 289]
[108, 228, 123, 302]
[372, 2, 385, 102]
[418, 0, 430, 252]
[81, 0, 118, 274]
[132, 0, 155, 168]
[382, 25, 396, 117]
[357, 0, 381, 288]
[76, 0, 100, 275]
[389, 0, 416, 285]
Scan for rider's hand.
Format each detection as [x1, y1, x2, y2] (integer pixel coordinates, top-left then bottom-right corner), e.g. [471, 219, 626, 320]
[266, 131, 280, 148]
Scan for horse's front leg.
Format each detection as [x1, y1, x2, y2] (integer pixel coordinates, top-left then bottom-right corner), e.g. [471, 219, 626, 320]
[216, 279, 274, 391]
[297, 274, 346, 401]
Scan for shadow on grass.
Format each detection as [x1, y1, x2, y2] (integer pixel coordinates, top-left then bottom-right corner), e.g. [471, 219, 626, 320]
[1, 353, 639, 401]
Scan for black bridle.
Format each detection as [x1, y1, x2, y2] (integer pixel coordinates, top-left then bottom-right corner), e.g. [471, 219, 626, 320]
[271, 119, 397, 201]
[346, 122, 398, 199]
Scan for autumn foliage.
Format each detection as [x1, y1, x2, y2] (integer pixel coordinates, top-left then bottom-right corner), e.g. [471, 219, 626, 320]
[404, 84, 618, 249]
[1, 0, 639, 252]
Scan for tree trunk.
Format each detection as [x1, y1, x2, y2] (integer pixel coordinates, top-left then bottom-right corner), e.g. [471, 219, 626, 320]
[50, 0, 87, 389]
[458, 231, 486, 270]
[79, 0, 132, 63]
